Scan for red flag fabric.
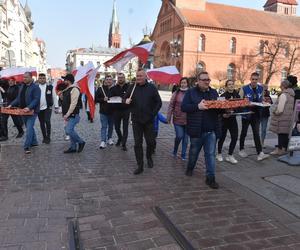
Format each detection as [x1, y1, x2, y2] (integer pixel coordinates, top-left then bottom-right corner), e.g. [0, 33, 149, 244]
[104, 42, 154, 72]
[146, 66, 181, 84]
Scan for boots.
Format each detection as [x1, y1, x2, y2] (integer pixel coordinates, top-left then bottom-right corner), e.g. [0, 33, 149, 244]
[205, 176, 219, 189]
[134, 165, 144, 175]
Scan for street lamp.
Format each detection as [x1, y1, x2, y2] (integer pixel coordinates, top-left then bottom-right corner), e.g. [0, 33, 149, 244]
[170, 38, 181, 59]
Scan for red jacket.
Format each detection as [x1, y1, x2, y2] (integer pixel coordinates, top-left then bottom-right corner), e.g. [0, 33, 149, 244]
[167, 90, 187, 125]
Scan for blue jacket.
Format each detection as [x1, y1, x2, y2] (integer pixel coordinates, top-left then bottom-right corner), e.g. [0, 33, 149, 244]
[154, 112, 167, 133]
[11, 82, 41, 114]
[181, 87, 220, 138]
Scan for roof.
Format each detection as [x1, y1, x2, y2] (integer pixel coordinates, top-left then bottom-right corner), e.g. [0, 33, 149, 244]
[264, 0, 298, 7]
[73, 46, 123, 55]
[177, 2, 300, 38]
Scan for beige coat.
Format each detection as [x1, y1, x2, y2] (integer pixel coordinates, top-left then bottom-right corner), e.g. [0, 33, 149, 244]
[270, 88, 295, 134]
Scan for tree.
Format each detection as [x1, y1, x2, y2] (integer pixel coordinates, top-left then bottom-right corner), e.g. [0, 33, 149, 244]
[213, 71, 227, 86]
[235, 51, 257, 85]
[286, 40, 300, 75]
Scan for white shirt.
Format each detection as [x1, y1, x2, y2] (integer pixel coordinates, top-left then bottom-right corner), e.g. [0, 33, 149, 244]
[39, 84, 47, 110]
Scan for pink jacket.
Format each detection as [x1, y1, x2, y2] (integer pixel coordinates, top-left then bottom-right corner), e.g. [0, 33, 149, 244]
[167, 90, 187, 125]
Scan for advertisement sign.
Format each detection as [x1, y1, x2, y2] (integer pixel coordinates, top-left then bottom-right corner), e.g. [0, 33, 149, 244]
[288, 100, 300, 151]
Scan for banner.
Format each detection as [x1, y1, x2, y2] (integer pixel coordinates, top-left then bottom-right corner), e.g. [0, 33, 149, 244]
[288, 100, 300, 151]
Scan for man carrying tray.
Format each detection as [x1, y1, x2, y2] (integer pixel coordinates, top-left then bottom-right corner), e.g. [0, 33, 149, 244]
[238, 72, 269, 161]
[9, 72, 41, 154]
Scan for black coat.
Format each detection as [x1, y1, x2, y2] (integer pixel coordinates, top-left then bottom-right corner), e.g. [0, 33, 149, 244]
[95, 86, 113, 115]
[125, 82, 162, 124]
[109, 83, 129, 110]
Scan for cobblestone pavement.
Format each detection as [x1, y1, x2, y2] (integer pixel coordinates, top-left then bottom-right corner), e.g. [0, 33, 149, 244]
[1, 91, 300, 250]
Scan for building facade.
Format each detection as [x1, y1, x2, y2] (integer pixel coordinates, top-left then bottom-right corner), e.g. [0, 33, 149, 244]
[151, 0, 300, 87]
[0, 0, 47, 72]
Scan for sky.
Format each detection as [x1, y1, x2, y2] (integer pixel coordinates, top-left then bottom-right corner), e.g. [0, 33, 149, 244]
[21, 0, 299, 68]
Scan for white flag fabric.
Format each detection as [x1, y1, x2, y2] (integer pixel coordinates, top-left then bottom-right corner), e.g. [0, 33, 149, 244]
[147, 66, 181, 84]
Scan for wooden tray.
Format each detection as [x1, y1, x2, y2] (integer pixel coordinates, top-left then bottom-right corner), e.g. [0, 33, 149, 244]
[205, 99, 250, 109]
[0, 107, 34, 116]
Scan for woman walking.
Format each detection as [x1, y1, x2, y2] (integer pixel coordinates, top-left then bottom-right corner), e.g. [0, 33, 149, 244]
[167, 77, 190, 160]
[216, 80, 240, 164]
[270, 80, 295, 155]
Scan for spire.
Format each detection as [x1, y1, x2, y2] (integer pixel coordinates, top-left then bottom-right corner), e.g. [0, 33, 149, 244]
[108, 0, 121, 48]
[24, 0, 32, 19]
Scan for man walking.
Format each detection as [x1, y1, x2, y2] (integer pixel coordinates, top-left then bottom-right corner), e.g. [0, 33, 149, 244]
[1, 77, 24, 141]
[239, 72, 269, 161]
[60, 74, 85, 153]
[37, 73, 54, 144]
[9, 72, 41, 154]
[110, 73, 130, 151]
[95, 75, 114, 149]
[181, 71, 219, 189]
[125, 70, 162, 175]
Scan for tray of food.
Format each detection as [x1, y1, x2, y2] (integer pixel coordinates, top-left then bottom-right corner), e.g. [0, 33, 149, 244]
[0, 107, 34, 116]
[205, 98, 251, 109]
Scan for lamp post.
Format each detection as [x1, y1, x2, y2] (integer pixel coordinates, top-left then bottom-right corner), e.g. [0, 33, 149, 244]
[169, 38, 181, 69]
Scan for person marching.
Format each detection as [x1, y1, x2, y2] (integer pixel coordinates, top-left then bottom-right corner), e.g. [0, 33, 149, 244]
[110, 72, 130, 151]
[95, 75, 114, 149]
[181, 71, 220, 189]
[239, 72, 269, 161]
[60, 74, 85, 153]
[167, 77, 190, 161]
[216, 80, 240, 164]
[9, 72, 41, 154]
[125, 70, 162, 175]
[37, 73, 55, 144]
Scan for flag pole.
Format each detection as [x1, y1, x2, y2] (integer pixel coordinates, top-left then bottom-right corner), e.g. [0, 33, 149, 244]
[129, 63, 146, 99]
[100, 84, 107, 99]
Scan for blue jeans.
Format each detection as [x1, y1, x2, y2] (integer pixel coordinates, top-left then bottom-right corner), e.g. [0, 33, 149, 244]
[100, 113, 114, 142]
[23, 114, 38, 149]
[173, 124, 188, 158]
[65, 114, 84, 150]
[187, 132, 216, 177]
[260, 116, 269, 144]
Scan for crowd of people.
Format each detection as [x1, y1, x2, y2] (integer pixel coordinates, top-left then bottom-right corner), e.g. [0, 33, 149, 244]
[0, 69, 299, 190]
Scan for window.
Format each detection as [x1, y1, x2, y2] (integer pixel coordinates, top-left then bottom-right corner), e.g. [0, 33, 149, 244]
[284, 7, 288, 14]
[227, 63, 236, 80]
[19, 31, 22, 42]
[80, 61, 84, 66]
[230, 37, 236, 54]
[97, 61, 101, 66]
[281, 68, 288, 81]
[259, 40, 265, 56]
[256, 65, 264, 82]
[284, 44, 290, 58]
[198, 34, 206, 52]
[20, 50, 23, 62]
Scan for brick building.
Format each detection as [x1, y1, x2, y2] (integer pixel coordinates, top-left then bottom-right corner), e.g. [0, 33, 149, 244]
[151, 0, 300, 87]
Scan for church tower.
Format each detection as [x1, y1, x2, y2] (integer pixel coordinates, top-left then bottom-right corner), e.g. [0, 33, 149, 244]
[264, 0, 298, 16]
[108, 0, 121, 48]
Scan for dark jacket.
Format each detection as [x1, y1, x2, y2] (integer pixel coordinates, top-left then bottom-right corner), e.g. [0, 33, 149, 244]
[181, 86, 220, 138]
[6, 85, 20, 104]
[261, 89, 273, 118]
[62, 86, 82, 117]
[125, 81, 162, 124]
[95, 85, 113, 115]
[109, 83, 129, 111]
[10, 82, 41, 114]
[220, 90, 240, 122]
[45, 85, 54, 108]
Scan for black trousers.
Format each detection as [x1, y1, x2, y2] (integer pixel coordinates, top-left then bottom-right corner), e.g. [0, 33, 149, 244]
[1, 113, 24, 137]
[240, 117, 262, 154]
[132, 121, 155, 167]
[114, 109, 130, 146]
[38, 108, 52, 139]
[218, 118, 238, 155]
[278, 134, 289, 150]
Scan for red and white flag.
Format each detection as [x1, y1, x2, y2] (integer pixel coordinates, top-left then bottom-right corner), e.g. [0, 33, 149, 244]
[74, 62, 98, 120]
[104, 42, 154, 72]
[0, 67, 37, 82]
[146, 66, 181, 84]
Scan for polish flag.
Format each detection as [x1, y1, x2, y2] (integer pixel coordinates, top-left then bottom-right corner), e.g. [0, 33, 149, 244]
[0, 67, 37, 82]
[74, 62, 98, 120]
[104, 42, 154, 72]
[146, 66, 181, 84]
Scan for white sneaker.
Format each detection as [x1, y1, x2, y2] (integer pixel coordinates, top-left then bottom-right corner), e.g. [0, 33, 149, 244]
[107, 138, 114, 146]
[239, 150, 248, 158]
[99, 141, 106, 149]
[257, 152, 269, 161]
[64, 135, 70, 141]
[216, 154, 223, 162]
[225, 155, 238, 164]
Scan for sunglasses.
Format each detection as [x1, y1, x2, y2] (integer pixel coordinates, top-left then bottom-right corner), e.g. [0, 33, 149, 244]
[199, 78, 211, 82]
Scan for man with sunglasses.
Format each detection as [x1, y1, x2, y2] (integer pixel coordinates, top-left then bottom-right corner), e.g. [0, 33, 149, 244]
[181, 71, 220, 189]
[238, 72, 269, 161]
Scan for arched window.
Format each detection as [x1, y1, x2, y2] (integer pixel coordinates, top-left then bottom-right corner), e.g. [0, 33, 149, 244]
[256, 65, 264, 83]
[259, 40, 265, 56]
[281, 67, 288, 81]
[227, 63, 236, 80]
[196, 61, 206, 73]
[230, 37, 236, 54]
[284, 44, 290, 58]
[198, 34, 206, 52]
